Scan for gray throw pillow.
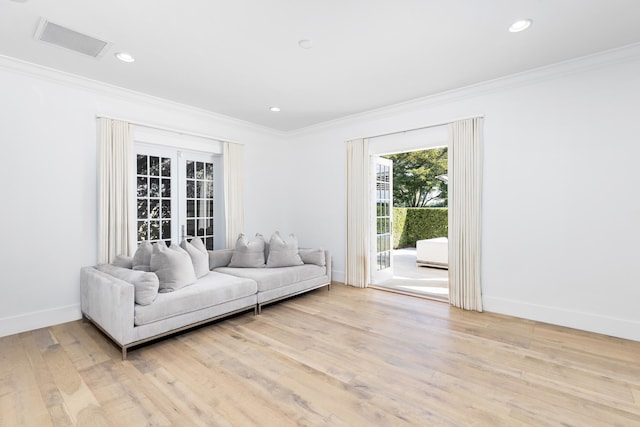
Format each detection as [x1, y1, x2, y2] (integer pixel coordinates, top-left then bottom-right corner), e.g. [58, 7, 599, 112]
[112, 255, 133, 269]
[209, 249, 234, 268]
[299, 248, 326, 266]
[150, 242, 197, 292]
[228, 233, 266, 268]
[180, 237, 209, 278]
[132, 241, 153, 271]
[266, 232, 304, 268]
[96, 264, 159, 305]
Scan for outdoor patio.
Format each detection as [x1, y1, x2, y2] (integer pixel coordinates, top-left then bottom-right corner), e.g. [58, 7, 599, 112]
[376, 247, 449, 301]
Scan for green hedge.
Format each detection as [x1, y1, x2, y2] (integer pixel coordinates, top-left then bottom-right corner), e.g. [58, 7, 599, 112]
[393, 207, 448, 248]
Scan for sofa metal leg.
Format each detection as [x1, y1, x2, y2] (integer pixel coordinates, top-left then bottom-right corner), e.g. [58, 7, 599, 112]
[257, 304, 262, 315]
[122, 346, 127, 361]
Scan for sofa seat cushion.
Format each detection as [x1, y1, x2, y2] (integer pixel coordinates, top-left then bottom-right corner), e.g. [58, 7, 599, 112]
[215, 264, 326, 292]
[134, 272, 257, 326]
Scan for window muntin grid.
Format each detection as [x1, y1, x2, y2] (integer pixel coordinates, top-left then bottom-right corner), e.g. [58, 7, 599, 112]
[136, 154, 172, 245]
[185, 160, 214, 250]
[376, 162, 392, 271]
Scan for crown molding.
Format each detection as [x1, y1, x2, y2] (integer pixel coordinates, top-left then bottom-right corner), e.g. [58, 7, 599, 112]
[3, 41, 640, 140]
[287, 42, 640, 138]
[0, 54, 286, 138]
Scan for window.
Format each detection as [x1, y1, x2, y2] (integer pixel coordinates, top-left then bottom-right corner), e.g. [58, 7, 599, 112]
[135, 144, 219, 249]
[375, 160, 392, 271]
[185, 160, 215, 250]
[136, 154, 173, 246]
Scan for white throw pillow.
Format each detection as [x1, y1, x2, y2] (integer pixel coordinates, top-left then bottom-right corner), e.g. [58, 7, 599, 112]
[96, 264, 159, 306]
[180, 237, 209, 278]
[298, 248, 326, 266]
[132, 241, 153, 271]
[209, 249, 234, 268]
[150, 242, 197, 292]
[228, 233, 266, 268]
[112, 255, 134, 269]
[266, 232, 304, 268]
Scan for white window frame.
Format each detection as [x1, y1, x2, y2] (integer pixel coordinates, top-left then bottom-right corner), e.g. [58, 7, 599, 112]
[132, 127, 225, 248]
[179, 150, 216, 248]
[134, 145, 179, 246]
[370, 156, 394, 284]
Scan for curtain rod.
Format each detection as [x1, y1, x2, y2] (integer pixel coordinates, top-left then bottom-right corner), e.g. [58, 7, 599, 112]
[95, 114, 244, 145]
[365, 114, 484, 140]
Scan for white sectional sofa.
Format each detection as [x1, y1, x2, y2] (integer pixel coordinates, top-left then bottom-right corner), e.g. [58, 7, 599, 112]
[80, 233, 331, 359]
[209, 248, 332, 313]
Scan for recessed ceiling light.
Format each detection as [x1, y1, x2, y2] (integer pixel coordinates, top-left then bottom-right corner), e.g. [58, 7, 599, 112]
[298, 39, 313, 49]
[509, 19, 533, 33]
[115, 52, 135, 63]
[269, 107, 281, 112]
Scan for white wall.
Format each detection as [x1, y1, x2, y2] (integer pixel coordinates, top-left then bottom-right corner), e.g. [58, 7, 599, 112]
[0, 58, 285, 337]
[3, 44, 640, 343]
[283, 45, 640, 342]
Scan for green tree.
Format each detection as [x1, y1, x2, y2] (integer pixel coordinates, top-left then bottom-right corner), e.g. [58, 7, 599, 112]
[384, 148, 448, 207]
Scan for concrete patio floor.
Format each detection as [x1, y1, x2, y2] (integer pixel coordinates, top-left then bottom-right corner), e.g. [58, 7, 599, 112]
[375, 248, 449, 301]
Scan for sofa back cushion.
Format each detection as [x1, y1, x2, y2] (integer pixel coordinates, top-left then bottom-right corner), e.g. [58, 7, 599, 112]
[111, 255, 134, 269]
[180, 237, 210, 278]
[132, 241, 153, 271]
[151, 242, 197, 292]
[96, 264, 159, 305]
[209, 249, 234, 268]
[229, 233, 266, 268]
[266, 232, 304, 268]
[298, 248, 326, 266]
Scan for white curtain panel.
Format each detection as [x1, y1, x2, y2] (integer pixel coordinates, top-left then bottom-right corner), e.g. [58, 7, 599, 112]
[345, 138, 371, 288]
[448, 117, 484, 311]
[223, 142, 245, 249]
[97, 118, 134, 264]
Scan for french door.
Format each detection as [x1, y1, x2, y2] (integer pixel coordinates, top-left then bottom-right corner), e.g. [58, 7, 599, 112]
[135, 144, 217, 249]
[370, 156, 393, 284]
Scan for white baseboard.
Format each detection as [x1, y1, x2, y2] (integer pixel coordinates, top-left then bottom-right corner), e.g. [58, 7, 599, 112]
[0, 304, 82, 338]
[483, 296, 640, 342]
[332, 270, 345, 284]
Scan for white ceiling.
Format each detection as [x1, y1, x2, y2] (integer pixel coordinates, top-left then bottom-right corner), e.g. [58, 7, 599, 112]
[2, 0, 640, 132]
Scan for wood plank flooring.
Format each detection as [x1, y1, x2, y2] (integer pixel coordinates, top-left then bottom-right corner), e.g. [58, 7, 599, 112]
[1, 284, 640, 426]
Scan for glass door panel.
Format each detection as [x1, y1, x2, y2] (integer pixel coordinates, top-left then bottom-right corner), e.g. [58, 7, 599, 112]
[179, 152, 216, 250]
[134, 144, 216, 250]
[135, 151, 176, 246]
[371, 156, 393, 284]
[185, 159, 215, 250]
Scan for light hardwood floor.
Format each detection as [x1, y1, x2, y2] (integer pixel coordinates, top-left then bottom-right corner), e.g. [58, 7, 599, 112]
[2, 284, 640, 426]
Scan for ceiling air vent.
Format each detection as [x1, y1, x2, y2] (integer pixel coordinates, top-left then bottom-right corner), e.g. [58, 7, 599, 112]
[34, 19, 110, 58]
